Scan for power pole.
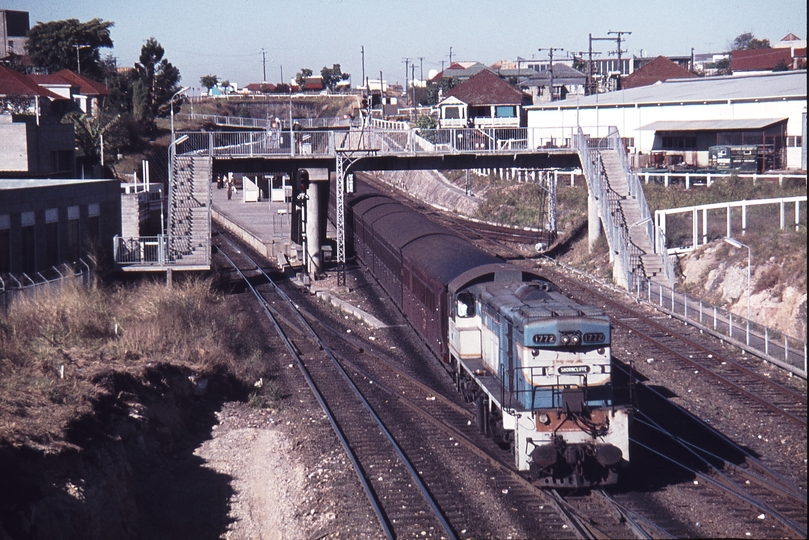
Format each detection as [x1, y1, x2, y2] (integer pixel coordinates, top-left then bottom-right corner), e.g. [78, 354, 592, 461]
[411, 63, 416, 110]
[417, 56, 424, 82]
[361, 45, 366, 89]
[608, 30, 631, 90]
[448, 46, 453, 65]
[538, 47, 563, 101]
[590, 34, 616, 94]
[402, 57, 410, 93]
[262, 48, 267, 82]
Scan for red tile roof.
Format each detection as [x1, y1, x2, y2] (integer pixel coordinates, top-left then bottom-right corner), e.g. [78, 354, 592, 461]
[30, 69, 109, 96]
[0, 65, 65, 99]
[621, 56, 697, 89]
[731, 48, 793, 71]
[443, 69, 526, 105]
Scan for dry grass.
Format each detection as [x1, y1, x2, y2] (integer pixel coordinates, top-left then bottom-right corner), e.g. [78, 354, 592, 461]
[0, 277, 278, 451]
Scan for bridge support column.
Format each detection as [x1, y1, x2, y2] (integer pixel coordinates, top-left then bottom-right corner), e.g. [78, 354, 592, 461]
[305, 169, 329, 278]
[588, 191, 601, 253]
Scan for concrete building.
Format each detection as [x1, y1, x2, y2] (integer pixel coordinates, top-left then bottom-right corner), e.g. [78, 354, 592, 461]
[0, 114, 75, 177]
[525, 70, 807, 171]
[0, 10, 28, 59]
[0, 179, 121, 276]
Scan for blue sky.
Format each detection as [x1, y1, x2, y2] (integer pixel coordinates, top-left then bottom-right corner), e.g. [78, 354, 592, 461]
[6, 0, 807, 95]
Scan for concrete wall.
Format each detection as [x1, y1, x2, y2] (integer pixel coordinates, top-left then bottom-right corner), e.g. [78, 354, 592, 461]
[0, 179, 121, 274]
[0, 116, 75, 176]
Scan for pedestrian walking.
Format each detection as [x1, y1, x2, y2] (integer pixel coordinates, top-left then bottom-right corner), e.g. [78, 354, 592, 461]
[226, 181, 233, 200]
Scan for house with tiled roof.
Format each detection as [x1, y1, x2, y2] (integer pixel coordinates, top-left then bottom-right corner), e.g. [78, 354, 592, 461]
[731, 47, 796, 74]
[518, 63, 587, 104]
[428, 62, 489, 84]
[31, 69, 109, 116]
[620, 56, 697, 89]
[436, 69, 531, 128]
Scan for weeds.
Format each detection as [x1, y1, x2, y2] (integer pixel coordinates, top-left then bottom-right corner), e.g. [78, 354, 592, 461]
[0, 276, 277, 449]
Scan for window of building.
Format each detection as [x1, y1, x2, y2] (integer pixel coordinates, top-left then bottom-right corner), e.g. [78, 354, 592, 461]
[67, 206, 80, 261]
[622, 137, 635, 148]
[661, 136, 696, 149]
[45, 208, 59, 268]
[444, 106, 461, 119]
[0, 214, 10, 273]
[787, 136, 803, 147]
[495, 105, 516, 118]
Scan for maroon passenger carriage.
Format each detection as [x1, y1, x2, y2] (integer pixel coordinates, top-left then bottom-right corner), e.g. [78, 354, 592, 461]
[334, 177, 630, 487]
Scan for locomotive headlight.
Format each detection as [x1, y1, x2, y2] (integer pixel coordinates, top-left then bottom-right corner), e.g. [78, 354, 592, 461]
[560, 335, 570, 346]
[570, 334, 580, 345]
[597, 348, 606, 355]
[538, 413, 550, 425]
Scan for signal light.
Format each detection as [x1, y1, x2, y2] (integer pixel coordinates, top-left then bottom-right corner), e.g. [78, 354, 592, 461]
[296, 169, 310, 192]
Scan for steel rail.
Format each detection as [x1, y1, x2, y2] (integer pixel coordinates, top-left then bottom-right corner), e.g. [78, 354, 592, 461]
[215, 241, 394, 538]
[215, 234, 457, 540]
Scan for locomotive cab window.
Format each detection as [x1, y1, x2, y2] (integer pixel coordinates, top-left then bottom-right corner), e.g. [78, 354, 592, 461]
[456, 292, 475, 318]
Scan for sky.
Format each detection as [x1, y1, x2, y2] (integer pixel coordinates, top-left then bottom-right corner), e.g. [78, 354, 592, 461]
[6, 0, 807, 95]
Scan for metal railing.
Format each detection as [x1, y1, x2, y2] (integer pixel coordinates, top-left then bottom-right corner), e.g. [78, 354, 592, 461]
[177, 112, 357, 130]
[113, 235, 210, 266]
[174, 126, 587, 159]
[639, 170, 807, 188]
[629, 273, 807, 378]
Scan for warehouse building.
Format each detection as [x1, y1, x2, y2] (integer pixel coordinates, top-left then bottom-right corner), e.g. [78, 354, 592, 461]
[526, 70, 807, 171]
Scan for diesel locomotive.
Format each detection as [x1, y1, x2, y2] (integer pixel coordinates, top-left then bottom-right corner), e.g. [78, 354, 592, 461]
[336, 176, 630, 487]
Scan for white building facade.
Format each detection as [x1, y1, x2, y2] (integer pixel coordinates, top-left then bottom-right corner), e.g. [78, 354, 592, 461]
[525, 71, 807, 171]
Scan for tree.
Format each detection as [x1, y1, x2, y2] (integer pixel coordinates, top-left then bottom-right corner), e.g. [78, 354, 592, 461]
[321, 64, 350, 92]
[295, 68, 313, 91]
[424, 77, 458, 106]
[25, 18, 114, 80]
[200, 75, 219, 91]
[63, 111, 121, 164]
[730, 32, 771, 51]
[133, 38, 181, 124]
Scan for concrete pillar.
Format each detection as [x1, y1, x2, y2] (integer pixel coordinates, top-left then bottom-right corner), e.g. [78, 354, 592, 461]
[587, 191, 601, 253]
[304, 168, 329, 277]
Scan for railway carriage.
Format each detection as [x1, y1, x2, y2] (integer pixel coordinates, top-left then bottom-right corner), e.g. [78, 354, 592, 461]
[338, 176, 630, 487]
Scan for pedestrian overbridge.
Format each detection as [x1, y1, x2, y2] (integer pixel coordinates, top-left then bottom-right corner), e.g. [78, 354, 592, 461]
[115, 124, 672, 293]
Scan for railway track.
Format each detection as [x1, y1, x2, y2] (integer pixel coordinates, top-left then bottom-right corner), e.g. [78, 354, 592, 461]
[213, 225, 675, 538]
[213, 231, 454, 539]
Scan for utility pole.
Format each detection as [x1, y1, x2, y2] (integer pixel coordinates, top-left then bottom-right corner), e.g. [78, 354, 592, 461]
[607, 30, 631, 90]
[448, 46, 453, 65]
[417, 56, 424, 82]
[402, 58, 410, 94]
[590, 34, 617, 94]
[72, 44, 90, 75]
[361, 46, 366, 89]
[262, 48, 267, 82]
[538, 47, 563, 101]
[411, 63, 416, 111]
[280, 65, 283, 85]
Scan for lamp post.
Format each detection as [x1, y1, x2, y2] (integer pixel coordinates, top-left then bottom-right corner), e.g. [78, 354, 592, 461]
[723, 237, 751, 340]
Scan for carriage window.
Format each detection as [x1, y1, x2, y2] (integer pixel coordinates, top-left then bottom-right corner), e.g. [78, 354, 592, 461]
[456, 292, 475, 318]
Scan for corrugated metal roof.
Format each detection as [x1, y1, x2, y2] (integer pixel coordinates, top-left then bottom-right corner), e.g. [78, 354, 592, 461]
[527, 70, 806, 109]
[638, 118, 788, 131]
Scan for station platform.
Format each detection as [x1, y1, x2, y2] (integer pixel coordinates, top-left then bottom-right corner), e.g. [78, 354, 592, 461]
[210, 184, 300, 269]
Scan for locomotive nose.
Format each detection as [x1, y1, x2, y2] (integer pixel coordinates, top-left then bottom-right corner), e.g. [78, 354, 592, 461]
[595, 444, 623, 466]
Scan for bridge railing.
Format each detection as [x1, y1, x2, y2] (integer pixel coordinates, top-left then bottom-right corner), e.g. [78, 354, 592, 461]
[175, 126, 587, 158]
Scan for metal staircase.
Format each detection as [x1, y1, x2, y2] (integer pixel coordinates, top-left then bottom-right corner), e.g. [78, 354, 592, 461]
[575, 127, 673, 289]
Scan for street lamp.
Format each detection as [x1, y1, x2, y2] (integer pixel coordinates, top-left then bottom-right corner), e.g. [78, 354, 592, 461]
[723, 236, 751, 333]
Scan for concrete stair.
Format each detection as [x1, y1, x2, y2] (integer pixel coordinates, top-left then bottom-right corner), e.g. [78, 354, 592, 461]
[169, 155, 211, 265]
[599, 150, 665, 280]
